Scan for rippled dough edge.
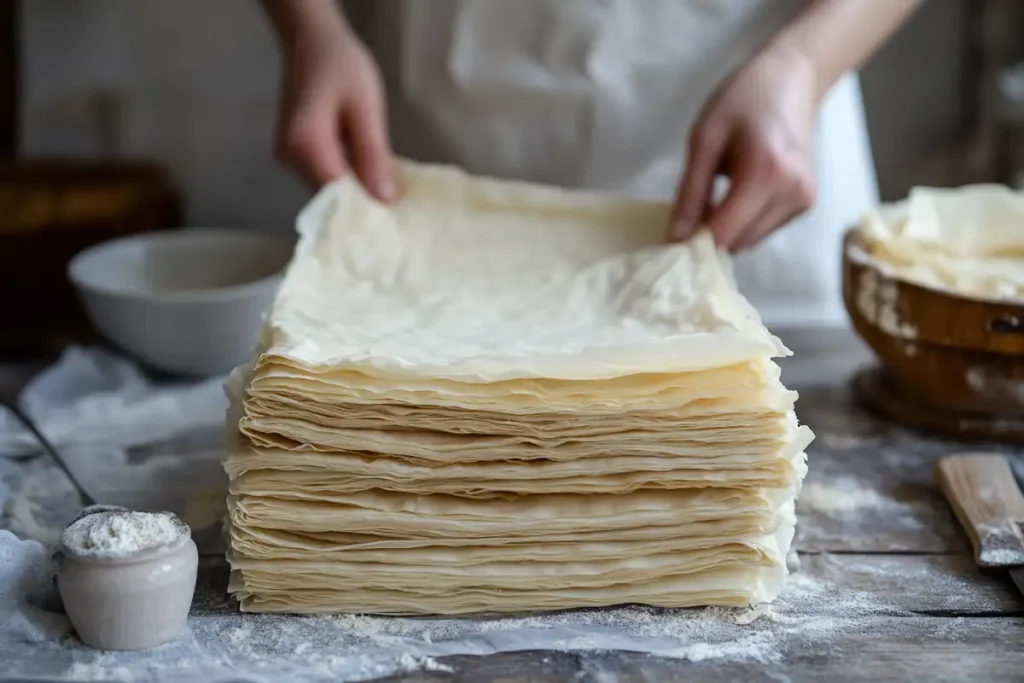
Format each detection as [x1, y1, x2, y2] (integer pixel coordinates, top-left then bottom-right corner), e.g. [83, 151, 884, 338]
[261, 158, 788, 381]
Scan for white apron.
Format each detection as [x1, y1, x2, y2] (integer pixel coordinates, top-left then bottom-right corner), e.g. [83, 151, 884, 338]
[348, 0, 879, 327]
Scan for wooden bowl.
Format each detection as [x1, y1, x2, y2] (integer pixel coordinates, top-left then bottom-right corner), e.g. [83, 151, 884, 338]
[842, 229, 1024, 418]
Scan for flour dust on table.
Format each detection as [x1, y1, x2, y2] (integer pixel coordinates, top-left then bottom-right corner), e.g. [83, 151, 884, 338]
[0, 525, 911, 683]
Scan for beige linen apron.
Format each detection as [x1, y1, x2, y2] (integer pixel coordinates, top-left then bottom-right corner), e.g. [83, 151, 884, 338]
[348, 0, 879, 327]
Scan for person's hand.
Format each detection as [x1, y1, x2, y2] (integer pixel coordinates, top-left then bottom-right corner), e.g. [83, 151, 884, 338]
[669, 41, 819, 251]
[274, 16, 397, 200]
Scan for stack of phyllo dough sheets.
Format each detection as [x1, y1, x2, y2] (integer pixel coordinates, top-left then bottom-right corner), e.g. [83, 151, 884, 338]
[223, 160, 814, 615]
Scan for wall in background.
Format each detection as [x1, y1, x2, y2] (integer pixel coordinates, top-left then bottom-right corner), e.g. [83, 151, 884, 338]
[19, 0, 306, 232]
[859, 0, 972, 199]
[20, 0, 972, 230]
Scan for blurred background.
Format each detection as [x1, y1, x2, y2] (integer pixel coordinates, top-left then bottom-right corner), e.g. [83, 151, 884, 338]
[12, 0, 1024, 224]
[3, 0, 1024, 352]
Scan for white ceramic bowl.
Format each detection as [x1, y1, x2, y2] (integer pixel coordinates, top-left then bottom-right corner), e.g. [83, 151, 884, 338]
[68, 229, 293, 377]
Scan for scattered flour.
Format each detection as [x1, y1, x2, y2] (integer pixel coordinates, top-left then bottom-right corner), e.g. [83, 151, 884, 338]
[226, 623, 254, 648]
[1, 526, 909, 683]
[394, 653, 454, 674]
[679, 632, 777, 663]
[977, 521, 1024, 567]
[797, 478, 904, 516]
[66, 657, 134, 682]
[978, 546, 1024, 566]
[0, 348, 933, 681]
[817, 433, 868, 450]
[734, 603, 776, 625]
[61, 510, 189, 559]
[854, 267, 919, 339]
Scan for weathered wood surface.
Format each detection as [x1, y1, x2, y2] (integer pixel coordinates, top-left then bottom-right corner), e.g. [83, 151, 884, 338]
[6, 329, 1024, 682]
[376, 617, 1024, 683]
[367, 330, 1024, 681]
[794, 382, 972, 554]
[794, 553, 1021, 614]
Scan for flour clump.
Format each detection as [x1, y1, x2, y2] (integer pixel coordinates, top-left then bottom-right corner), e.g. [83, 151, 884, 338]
[62, 510, 189, 559]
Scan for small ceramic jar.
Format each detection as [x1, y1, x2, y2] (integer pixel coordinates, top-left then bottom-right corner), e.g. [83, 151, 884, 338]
[57, 518, 199, 650]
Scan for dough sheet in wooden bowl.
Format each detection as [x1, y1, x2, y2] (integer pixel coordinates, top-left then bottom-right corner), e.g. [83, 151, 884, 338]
[845, 185, 1024, 430]
[223, 159, 812, 615]
[857, 184, 1024, 303]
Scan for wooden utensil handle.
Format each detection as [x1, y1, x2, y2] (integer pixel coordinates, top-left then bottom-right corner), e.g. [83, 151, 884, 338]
[936, 453, 1024, 568]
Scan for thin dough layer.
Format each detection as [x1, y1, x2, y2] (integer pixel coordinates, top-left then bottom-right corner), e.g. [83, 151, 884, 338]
[857, 184, 1024, 301]
[223, 159, 812, 616]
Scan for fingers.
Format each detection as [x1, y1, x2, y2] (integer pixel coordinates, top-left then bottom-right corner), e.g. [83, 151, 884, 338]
[278, 106, 349, 189]
[274, 40, 396, 200]
[346, 94, 398, 203]
[669, 122, 728, 242]
[731, 199, 792, 251]
[708, 139, 816, 251]
[705, 171, 772, 250]
[278, 97, 397, 202]
[732, 164, 816, 251]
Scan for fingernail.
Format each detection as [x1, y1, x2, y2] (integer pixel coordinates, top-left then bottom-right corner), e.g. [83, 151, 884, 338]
[378, 179, 397, 202]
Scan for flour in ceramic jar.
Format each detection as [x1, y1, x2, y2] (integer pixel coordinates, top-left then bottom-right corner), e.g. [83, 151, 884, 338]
[62, 510, 189, 559]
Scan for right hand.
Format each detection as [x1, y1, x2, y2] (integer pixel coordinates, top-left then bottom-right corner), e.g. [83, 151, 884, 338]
[275, 18, 397, 201]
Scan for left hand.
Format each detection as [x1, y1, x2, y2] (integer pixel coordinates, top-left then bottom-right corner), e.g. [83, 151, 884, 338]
[669, 41, 820, 251]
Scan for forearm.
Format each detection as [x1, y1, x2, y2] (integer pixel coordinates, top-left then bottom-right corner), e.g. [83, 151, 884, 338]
[259, 0, 352, 49]
[772, 0, 924, 101]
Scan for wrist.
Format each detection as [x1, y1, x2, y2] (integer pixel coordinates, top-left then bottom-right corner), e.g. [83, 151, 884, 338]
[761, 34, 830, 104]
[265, 0, 354, 55]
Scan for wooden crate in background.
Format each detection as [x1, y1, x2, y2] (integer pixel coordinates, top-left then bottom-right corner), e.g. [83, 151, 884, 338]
[0, 160, 181, 356]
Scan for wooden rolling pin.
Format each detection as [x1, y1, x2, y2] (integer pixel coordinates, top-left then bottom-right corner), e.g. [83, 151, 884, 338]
[936, 453, 1024, 599]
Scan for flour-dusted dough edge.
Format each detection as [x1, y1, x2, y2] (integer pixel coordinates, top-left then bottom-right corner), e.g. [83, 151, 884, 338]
[860, 184, 1024, 256]
[261, 159, 788, 381]
[856, 184, 1024, 302]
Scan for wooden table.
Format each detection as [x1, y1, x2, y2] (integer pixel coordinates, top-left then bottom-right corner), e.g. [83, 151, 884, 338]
[217, 329, 1024, 682]
[3, 328, 1024, 682]
[404, 329, 1015, 681]
[410, 328, 1021, 681]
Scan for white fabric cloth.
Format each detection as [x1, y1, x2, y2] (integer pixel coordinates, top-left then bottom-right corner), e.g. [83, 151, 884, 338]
[349, 0, 879, 327]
